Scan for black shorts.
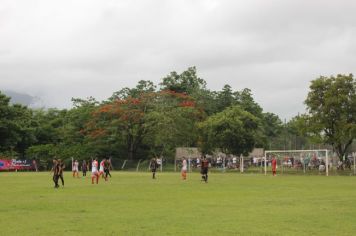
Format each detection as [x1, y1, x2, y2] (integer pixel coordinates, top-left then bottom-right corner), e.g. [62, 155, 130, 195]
[201, 168, 208, 175]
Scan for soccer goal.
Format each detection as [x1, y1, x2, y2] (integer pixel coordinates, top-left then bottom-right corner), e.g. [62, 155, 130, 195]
[264, 149, 330, 176]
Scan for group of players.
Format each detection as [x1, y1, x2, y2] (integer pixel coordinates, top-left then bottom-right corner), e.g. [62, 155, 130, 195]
[89, 158, 112, 184]
[149, 155, 210, 183]
[52, 157, 112, 188]
[52, 155, 211, 188]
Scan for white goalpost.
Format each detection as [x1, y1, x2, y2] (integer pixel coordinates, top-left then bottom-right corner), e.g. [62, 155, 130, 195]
[264, 149, 330, 176]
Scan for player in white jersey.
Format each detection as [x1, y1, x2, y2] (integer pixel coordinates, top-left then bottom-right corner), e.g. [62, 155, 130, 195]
[91, 158, 99, 184]
[72, 159, 79, 178]
[181, 157, 187, 180]
[99, 159, 105, 178]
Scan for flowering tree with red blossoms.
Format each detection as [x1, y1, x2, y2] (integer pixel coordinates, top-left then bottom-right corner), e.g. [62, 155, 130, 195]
[85, 90, 202, 160]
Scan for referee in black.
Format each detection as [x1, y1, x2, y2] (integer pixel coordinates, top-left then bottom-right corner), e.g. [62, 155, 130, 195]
[201, 156, 209, 183]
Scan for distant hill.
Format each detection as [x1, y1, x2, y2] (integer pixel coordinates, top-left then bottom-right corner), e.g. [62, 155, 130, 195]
[2, 90, 43, 107]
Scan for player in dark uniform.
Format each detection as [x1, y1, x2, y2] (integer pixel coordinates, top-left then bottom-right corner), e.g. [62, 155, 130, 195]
[104, 159, 111, 181]
[57, 159, 65, 187]
[82, 160, 87, 177]
[52, 159, 60, 188]
[201, 156, 209, 183]
[150, 158, 158, 179]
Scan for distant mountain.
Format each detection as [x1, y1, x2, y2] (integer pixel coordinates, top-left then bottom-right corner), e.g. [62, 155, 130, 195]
[2, 90, 43, 107]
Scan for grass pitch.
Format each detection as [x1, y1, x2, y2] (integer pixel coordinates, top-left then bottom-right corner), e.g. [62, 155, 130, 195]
[1, 172, 356, 236]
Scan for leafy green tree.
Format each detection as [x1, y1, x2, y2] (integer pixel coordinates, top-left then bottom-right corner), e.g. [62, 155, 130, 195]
[235, 88, 263, 118]
[284, 115, 313, 150]
[11, 104, 37, 157]
[0, 91, 36, 157]
[143, 92, 201, 159]
[88, 91, 156, 160]
[109, 80, 156, 100]
[26, 144, 57, 169]
[304, 74, 356, 160]
[160, 67, 206, 94]
[215, 84, 236, 112]
[31, 108, 67, 145]
[88, 90, 201, 160]
[198, 106, 259, 156]
[261, 112, 283, 149]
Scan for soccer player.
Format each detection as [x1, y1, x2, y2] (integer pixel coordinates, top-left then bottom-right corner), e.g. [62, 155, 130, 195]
[91, 158, 99, 184]
[201, 156, 209, 183]
[82, 160, 87, 177]
[104, 159, 111, 181]
[272, 156, 277, 176]
[72, 159, 79, 178]
[181, 157, 187, 180]
[57, 159, 65, 187]
[99, 158, 105, 178]
[149, 158, 158, 179]
[52, 159, 59, 188]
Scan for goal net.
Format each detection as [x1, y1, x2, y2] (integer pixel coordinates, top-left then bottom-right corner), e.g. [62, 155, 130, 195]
[264, 149, 330, 176]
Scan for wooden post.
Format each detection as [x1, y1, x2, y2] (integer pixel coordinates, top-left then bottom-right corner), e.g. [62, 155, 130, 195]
[136, 159, 142, 172]
[264, 154, 267, 175]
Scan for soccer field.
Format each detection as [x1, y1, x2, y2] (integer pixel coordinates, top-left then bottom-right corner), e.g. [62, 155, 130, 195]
[1, 172, 356, 236]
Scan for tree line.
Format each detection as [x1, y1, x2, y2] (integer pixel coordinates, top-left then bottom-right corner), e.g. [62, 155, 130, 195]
[0, 67, 355, 166]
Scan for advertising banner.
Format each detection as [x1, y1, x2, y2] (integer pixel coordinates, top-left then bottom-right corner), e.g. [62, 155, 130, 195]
[0, 159, 35, 171]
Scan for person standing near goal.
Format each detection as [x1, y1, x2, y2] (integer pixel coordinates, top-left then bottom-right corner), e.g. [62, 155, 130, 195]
[272, 156, 277, 176]
[91, 158, 99, 184]
[181, 157, 187, 180]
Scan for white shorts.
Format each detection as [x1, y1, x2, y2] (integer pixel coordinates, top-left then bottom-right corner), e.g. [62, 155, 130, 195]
[73, 167, 78, 172]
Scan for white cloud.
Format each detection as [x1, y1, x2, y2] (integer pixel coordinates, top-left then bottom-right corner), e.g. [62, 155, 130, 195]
[1, 0, 355, 119]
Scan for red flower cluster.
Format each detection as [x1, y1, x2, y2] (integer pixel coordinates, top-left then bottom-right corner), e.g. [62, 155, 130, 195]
[89, 128, 107, 138]
[160, 90, 189, 99]
[179, 100, 196, 107]
[98, 104, 113, 113]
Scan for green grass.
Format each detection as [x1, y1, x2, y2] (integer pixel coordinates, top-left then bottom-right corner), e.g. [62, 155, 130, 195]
[1, 172, 356, 236]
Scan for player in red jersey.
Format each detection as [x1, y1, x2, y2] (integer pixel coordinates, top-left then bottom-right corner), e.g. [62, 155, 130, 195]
[271, 156, 277, 176]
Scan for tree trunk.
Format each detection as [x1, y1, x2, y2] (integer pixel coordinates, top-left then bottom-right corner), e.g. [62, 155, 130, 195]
[335, 139, 353, 161]
[127, 138, 135, 160]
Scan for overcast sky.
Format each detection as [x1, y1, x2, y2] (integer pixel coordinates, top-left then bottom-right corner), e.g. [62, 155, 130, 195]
[1, 0, 355, 120]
